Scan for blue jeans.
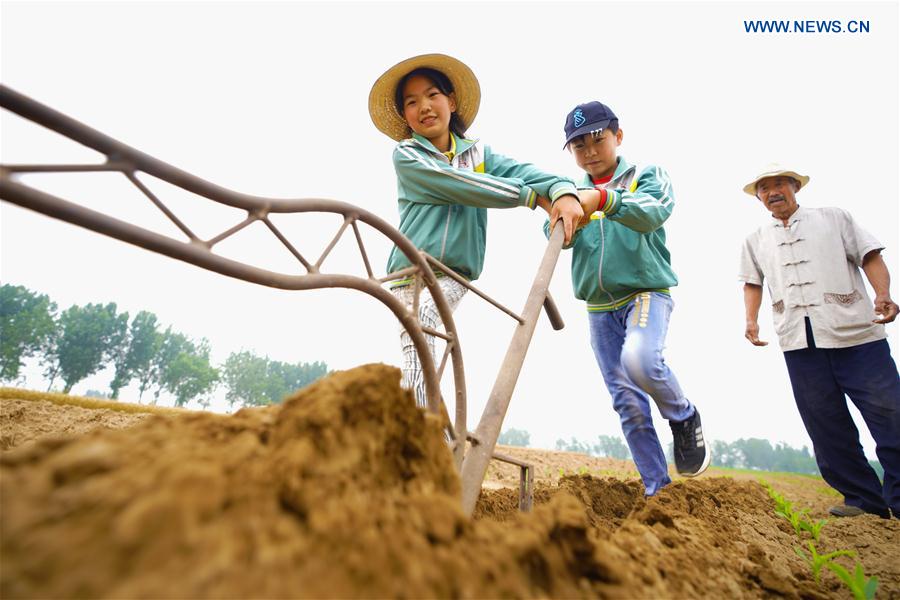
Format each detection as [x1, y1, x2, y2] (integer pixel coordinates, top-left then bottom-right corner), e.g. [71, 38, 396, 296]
[784, 318, 900, 518]
[588, 292, 695, 495]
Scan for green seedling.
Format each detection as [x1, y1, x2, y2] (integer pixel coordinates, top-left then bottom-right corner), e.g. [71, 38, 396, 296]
[799, 517, 829, 542]
[775, 503, 810, 536]
[794, 541, 855, 585]
[577, 465, 589, 476]
[826, 561, 878, 600]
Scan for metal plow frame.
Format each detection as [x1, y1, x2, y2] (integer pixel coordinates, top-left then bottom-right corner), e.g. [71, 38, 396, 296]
[0, 85, 566, 515]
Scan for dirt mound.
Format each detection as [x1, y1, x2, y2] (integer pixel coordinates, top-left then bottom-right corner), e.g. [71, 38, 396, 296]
[2, 365, 898, 599]
[0, 397, 152, 450]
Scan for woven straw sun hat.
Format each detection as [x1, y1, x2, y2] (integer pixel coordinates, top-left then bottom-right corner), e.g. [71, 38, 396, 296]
[743, 163, 810, 196]
[368, 53, 481, 141]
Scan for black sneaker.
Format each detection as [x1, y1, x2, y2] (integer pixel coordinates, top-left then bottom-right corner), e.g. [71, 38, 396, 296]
[828, 505, 865, 517]
[670, 408, 710, 477]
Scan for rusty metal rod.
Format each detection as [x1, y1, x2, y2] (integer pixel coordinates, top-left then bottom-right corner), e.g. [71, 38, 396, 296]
[3, 162, 131, 173]
[262, 216, 314, 272]
[124, 171, 200, 242]
[459, 225, 565, 515]
[0, 177, 445, 415]
[425, 254, 524, 324]
[351, 220, 374, 279]
[378, 266, 418, 283]
[542, 291, 565, 331]
[314, 216, 352, 270]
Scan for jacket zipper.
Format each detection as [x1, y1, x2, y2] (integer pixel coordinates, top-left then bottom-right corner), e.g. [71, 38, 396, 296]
[597, 216, 615, 305]
[439, 205, 452, 262]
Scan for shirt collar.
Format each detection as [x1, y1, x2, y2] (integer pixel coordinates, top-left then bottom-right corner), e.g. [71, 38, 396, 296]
[771, 205, 804, 228]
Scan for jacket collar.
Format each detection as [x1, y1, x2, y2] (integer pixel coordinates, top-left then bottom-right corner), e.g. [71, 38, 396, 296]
[408, 132, 477, 159]
[580, 156, 635, 187]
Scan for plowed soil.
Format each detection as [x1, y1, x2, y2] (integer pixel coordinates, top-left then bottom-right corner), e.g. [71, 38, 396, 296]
[1, 365, 898, 599]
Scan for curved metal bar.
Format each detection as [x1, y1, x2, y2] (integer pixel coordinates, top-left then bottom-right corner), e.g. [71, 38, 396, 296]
[0, 84, 467, 435]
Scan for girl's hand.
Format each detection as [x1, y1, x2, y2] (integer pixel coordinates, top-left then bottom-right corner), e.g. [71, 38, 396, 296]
[550, 195, 584, 245]
[535, 196, 552, 215]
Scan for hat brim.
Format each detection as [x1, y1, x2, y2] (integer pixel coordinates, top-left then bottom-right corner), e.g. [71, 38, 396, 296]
[563, 120, 612, 148]
[368, 54, 481, 142]
[743, 170, 810, 196]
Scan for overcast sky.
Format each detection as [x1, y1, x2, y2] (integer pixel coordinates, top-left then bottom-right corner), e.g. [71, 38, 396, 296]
[1, 1, 897, 457]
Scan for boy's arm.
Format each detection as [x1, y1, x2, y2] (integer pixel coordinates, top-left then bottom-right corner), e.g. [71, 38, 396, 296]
[596, 166, 674, 233]
[393, 146, 538, 209]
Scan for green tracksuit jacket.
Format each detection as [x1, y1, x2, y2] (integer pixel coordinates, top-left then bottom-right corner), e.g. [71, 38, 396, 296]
[547, 157, 678, 311]
[386, 132, 576, 281]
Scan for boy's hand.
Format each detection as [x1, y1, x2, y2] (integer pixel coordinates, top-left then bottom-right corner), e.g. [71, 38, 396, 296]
[550, 195, 584, 244]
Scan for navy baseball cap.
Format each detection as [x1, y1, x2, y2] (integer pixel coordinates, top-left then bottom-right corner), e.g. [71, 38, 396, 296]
[563, 101, 618, 147]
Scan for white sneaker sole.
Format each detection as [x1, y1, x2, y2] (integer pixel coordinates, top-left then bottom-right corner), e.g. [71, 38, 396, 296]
[680, 445, 711, 478]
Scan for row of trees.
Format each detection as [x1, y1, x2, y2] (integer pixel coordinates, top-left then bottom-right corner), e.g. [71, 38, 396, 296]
[555, 435, 632, 460]
[0, 284, 328, 407]
[498, 429, 633, 461]
[503, 428, 885, 477]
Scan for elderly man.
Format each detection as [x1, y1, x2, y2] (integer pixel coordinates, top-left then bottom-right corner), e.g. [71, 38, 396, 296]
[739, 164, 900, 519]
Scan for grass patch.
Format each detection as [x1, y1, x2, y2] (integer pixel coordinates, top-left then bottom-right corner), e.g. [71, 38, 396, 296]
[0, 387, 193, 416]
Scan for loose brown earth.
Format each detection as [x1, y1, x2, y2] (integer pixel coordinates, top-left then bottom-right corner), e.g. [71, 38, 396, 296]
[1, 366, 897, 599]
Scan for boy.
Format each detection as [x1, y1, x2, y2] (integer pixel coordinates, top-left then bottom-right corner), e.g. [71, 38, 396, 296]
[552, 101, 709, 495]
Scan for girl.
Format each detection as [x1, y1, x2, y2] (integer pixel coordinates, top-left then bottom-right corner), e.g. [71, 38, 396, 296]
[368, 53, 582, 408]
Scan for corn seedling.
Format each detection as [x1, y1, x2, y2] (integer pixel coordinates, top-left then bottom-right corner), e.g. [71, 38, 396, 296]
[826, 561, 878, 600]
[793, 541, 855, 585]
[775, 503, 810, 536]
[799, 517, 829, 542]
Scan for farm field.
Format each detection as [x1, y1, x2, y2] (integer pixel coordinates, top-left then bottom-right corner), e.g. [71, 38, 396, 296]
[2, 365, 898, 599]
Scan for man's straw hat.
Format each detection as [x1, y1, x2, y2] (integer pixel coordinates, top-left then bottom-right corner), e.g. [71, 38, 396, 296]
[743, 164, 810, 196]
[368, 53, 480, 141]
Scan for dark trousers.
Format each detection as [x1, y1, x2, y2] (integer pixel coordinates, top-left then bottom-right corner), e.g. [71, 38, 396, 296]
[783, 318, 900, 518]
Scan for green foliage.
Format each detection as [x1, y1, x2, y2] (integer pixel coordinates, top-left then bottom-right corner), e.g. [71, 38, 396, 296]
[0, 284, 57, 382]
[794, 542, 855, 585]
[595, 434, 631, 459]
[43, 302, 128, 393]
[222, 350, 328, 408]
[799, 517, 829, 543]
[715, 438, 819, 475]
[110, 311, 160, 399]
[761, 479, 822, 539]
[763, 480, 876, 599]
[498, 427, 530, 447]
[149, 327, 192, 403]
[158, 336, 219, 407]
[826, 561, 878, 600]
[777, 504, 810, 537]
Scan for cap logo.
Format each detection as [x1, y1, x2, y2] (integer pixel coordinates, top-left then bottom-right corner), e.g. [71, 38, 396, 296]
[573, 109, 585, 127]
